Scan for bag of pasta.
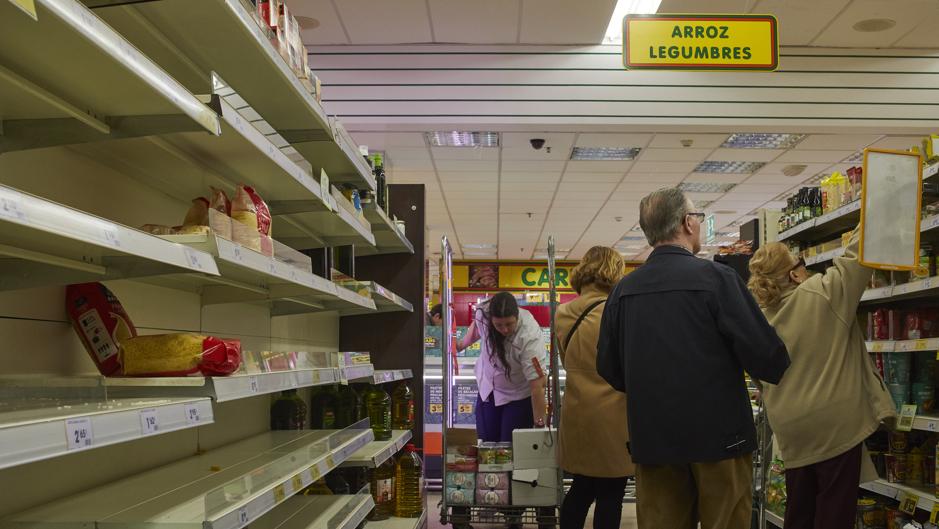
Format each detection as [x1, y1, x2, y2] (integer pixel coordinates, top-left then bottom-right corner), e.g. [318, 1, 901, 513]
[120, 334, 242, 376]
[231, 185, 262, 252]
[208, 186, 233, 240]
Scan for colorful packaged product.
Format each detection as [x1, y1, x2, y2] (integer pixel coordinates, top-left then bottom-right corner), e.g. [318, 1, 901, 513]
[120, 334, 241, 376]
[66, 283, 137, 376]
[475, 488, 509, 506]
[477, 472, 510, 491]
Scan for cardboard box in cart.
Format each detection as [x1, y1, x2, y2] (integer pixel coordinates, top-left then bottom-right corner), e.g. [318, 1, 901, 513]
[512, 429, 558, 470]
[512, 468, 559, 506]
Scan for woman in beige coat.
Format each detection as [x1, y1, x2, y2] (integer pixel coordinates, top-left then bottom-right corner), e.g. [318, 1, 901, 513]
[556, 246, 634, 529]
[748, 228, 896, 529]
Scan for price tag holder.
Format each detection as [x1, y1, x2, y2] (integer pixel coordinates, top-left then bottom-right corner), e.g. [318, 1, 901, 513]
[915, 339, 930, 351]
[249, 376, 260, 393]
[899, 491, 920, 515]
[898, 404, 918, 432]
[237, 507, 249, 527]
[0, 197, 27, 222]
[931, 502, 939, 524]
[291, 475, 304, 493]
[273, 484, 286, 503]
[184, 404, 201, 424]
[102, 229, 122, 248]
[66, 417, 94, 450]
[321, 170, 332, 211]
[183, 248, 205, 271]
[139, 408, 159, 435]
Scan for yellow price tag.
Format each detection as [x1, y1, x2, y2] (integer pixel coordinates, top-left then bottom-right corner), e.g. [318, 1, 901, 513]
[458, 404, 473, 413]
[310, 464, 321, 481]
[430, 404, 443, 413]
[326, 455, 335, 468]
[8, 0, 37, 20]
[915, 339, 930, 351]
[898, 404, 918, 432]
[273, 484, 286, 503]
[930, 502, 939, 523]
[871, 342, 884, 353]
[900, 491, 920, 515]
[292, 475, 303, 492]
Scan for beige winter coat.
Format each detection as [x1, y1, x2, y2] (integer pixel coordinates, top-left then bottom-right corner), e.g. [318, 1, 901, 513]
[556, 284, 635, 477]
[760, 229, 897, 468]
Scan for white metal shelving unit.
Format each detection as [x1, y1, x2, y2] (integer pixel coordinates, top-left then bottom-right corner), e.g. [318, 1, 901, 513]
[860, 479, 935, 512]
[0, 184, 220, 290]
[247, 489, 374, 529]
[0, 394, 213, 470]
[340, 430, 413, 468]
[0, 0, 220, 154]
[3, 425, 375, 529]
[87, 0, 376, 191]
[359, 204, 415, 256]
[353, 369, 414, 385]
[339, 364, 376, 384]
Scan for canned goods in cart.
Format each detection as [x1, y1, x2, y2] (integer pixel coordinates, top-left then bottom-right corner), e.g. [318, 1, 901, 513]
[856, 498, 885, 529]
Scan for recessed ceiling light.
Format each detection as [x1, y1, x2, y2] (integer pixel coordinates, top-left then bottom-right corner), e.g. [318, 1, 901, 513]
[570, 147, 642, 161]
[722, 133, 806, 149]
[677, 181, 738, 193]
[295, 16, 320, 30]
[427, 131, 500, 148]
[462, 243, 496, 250]
[782, 164, 808, 177]
[603, 0, 663, 44]
[853, 18, 896, 32]
[693, 161, 766, 174]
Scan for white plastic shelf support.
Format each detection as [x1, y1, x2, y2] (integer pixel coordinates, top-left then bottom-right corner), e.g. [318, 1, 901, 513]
[87, 0, 375, 191]
[4, 425, 375, 529]
[0, 0, 219, 153]
[0, 184, 219, 290]
[0, 395, 213, 470]
[334, 282, 412, 317]
[340, 430, 413, 468]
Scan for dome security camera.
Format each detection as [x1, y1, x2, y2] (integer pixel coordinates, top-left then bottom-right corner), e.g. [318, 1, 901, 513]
[530, 138, 546, 150]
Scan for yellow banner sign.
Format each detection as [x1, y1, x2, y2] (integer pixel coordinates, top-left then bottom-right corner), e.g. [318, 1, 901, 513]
[453, 262, 575, 291]
[623, 14, 778, 71]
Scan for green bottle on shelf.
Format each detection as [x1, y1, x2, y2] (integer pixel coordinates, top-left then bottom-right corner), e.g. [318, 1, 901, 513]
[394, 444, 424, 518]
[311, 386, 338, 429]
[269, 389, 307, 430]
[391, 382, 415, 431]
[335, 384, 361, 428]
[369, 457, 396, 520]
[363, 384, 392, 441]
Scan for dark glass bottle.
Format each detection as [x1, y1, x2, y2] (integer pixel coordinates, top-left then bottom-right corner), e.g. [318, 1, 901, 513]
[311, 386, 339, 429]
[335, 384, 361, 428]
[270, 389, 307, 430]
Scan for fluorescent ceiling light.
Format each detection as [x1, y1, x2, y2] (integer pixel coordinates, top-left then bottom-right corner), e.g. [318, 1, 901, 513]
[570, 147, 642, 160]
[678, 181, 738, 193]
[721, 133, 806, 149]
[462, 243, 496, 249]
[693, 161, 766, 174]
[463, 251, 498, 257]
[427, 131, 500, 148]
[603, 0, 662, 44]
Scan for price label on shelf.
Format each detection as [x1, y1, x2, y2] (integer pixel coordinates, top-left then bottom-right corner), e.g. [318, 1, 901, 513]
[139, 408, 159, 435]
[102, 229, 122, 248]
[930, 502, 939, 523]
[429, 404, 444, 414]
[66, 417, 94, 450]
[231, 246, 244, 262]
[320, 170, 332, 211]
[248, 376, 260, 393]
[184, 404, 201, 425]
[0, 197, 27, 222]
[237, 507, 249, 527]
[458, 404, 473, 414]
[292, 474, 304, 493]
[326, 455, 336, 468]
[317, 459, 330, 476]
[183, 248, 205, 271]
[870, 342, 886, 353]
[915, 339, 930, 351]
[899, 491, 920, 515]
[897, 404, 918, 432]
[273, 484, 286, 503]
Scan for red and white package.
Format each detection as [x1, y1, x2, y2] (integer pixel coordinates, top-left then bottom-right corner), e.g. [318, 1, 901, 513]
[243, 185, 273, 256]
[120, 334, 242, 377]
[66, 283, 138, 376]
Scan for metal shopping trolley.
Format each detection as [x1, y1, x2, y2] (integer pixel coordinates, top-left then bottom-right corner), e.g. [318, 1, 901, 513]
[438, 236, 565, 528]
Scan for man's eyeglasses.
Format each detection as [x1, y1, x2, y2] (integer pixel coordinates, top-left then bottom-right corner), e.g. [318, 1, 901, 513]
[686, 212, 706, 222]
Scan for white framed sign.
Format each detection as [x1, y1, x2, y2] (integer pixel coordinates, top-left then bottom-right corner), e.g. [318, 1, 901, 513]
[860, 148, 923, 270]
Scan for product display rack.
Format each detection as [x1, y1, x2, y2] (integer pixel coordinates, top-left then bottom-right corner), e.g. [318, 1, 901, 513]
[0, 393, 213, 471]
[351, 369, 414, 385]
[358, 203, 416, 256]
[0, 0, 220, 153]
[246, 486, 374, 529]
[85, 0, 375, 191]
[340, 429, 413, 468]
[338, 364, 376, 384]
[860, 479, 936, 512]
[3, 424, 374, 529]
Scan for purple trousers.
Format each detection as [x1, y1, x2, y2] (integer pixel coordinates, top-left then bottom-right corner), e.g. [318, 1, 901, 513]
[476, 394, 534, 442]
[784, 443, 861, 529]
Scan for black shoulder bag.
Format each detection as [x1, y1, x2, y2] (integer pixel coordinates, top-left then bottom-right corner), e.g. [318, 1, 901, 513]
[562, 299, 606, 351]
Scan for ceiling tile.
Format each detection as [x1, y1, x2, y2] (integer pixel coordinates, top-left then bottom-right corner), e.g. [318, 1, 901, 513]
[431, 147, 500, 161]
[812, 0, 936, 47]
[391, 158, 435, 171]
[563, 172, 623, 183]
[576, 133, 654, 148]
[502, 160, 567, 172]
[631, 161, 700, 173]
[438, 171, 498, 182]
[683, 172, 752, 184]
[639, 148, 713, 162]
[501, 147, 571, 161]
[295, 0, 348, 44]
[349, 132, 427, 149]
[434, 159, 498, 171]
[386, 147, 431, 161]
[558, 182, 617, 193]
[750, 0, 852, 45]
[333, 0, 433, 43]
[795, 134, 883, 150]
[566, 160, 633, 173]
[869, 136, 926, 150]
[519, 0, 616, 44]
[443, 182, 497, 193]
[502, 171, 563, 183]
[622, 173, 686, 184]
[774, 150, 856, 163]
[893, 5, 939, 46]
[428, 0, 520, 43]
[708, 148, 785, 162]
[647, 133, 730, 149]
[502, 133, 576, 149]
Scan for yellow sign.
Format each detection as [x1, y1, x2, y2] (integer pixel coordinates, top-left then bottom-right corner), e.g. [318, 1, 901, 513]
[8, 0, 37, 20]
[897, 404, 917, 432]
[623, 14, 778, 71]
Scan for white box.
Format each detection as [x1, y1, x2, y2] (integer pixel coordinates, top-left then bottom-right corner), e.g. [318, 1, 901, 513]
[511, 468, 558, 506]
[512, 429, 558, 470]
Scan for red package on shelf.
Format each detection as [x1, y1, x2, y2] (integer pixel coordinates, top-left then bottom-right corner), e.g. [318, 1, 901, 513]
[65, 283, 138, 376]
[905, 311, 924, 340]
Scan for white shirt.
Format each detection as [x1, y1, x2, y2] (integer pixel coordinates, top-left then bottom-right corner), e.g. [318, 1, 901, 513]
[473, 305, 547, 406]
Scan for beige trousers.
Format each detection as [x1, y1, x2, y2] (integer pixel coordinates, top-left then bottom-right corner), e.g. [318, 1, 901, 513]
[636, 454, 753, 529]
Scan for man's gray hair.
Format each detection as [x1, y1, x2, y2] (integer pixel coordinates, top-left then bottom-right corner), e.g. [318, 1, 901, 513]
[639, 188, 692, 246]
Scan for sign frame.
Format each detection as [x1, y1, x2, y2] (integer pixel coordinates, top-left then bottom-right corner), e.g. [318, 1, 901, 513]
[859, 148, 923, 271]
[623, 13, 779, 72]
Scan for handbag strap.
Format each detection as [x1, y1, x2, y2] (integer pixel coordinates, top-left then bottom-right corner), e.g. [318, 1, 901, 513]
[562, 299, 606, 351]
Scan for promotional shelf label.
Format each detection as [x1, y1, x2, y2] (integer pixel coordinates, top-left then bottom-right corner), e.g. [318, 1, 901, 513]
[66, 417, 94, 451]
[623, 14, 778, 71]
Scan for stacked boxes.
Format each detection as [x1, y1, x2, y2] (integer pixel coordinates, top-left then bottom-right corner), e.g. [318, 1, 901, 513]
[511, 429, 558, 506]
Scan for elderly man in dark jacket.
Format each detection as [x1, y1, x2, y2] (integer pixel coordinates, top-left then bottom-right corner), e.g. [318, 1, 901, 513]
[597, 187, 790, 529]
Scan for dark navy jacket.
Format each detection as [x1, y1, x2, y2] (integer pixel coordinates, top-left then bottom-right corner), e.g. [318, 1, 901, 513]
[597, 245, 790, 465]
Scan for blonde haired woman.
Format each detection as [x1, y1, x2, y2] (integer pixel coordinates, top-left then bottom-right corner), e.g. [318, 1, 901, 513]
[748, 229, 895, 529]
[556, 246, 633, 529]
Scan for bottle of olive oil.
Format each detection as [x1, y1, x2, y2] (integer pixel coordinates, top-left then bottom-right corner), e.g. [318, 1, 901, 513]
[363, 385, 392, 441]
[391, 382, 415, 431]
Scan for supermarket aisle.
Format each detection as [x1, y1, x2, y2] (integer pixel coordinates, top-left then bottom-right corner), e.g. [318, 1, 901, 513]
[424, 495, 639, 529]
